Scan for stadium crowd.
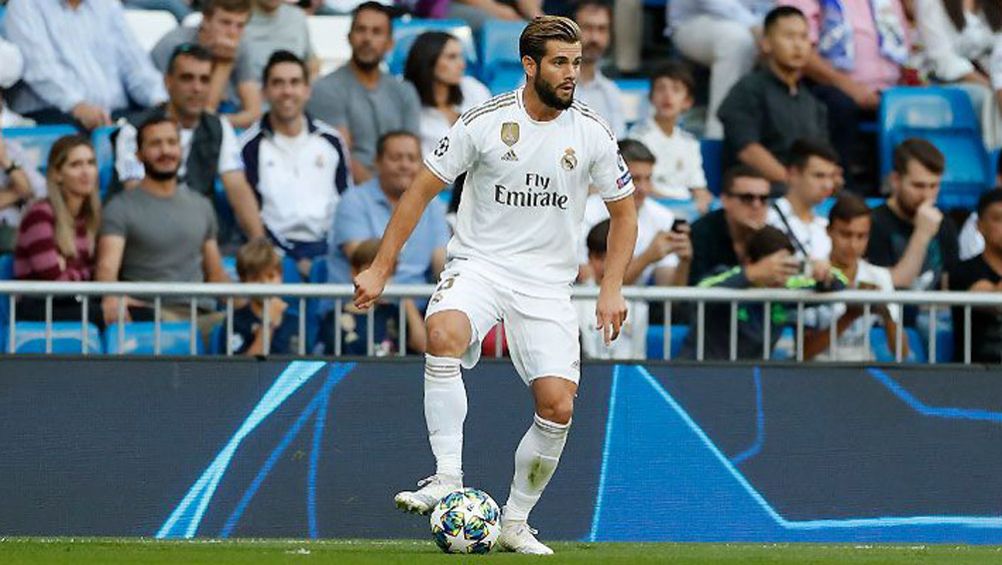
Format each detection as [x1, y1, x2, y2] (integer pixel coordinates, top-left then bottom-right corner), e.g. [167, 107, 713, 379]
[1, 0, 1002, 362]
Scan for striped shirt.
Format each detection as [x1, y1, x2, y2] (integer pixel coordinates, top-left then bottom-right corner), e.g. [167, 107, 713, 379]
[14, 200, 94, 281]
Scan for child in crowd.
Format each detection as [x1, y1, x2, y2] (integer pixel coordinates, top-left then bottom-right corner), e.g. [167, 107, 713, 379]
[317, 239, 427, 356]
[627, 61, 713, 214]
[222, 238, 298, 355]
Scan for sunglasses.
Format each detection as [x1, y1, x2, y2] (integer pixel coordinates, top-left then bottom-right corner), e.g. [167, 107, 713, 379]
[729, 192, 771, 205]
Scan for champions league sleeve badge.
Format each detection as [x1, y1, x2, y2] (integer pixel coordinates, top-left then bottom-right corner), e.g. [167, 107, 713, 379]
[560, 148, 578, 171]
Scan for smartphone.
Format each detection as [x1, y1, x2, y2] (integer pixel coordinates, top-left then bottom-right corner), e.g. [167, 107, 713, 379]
[671, 218, 688, 233]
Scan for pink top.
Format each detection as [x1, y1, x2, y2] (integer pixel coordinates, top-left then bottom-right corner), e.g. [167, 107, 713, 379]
[781, 0, 908, 91]
[14, 200, 94, 281]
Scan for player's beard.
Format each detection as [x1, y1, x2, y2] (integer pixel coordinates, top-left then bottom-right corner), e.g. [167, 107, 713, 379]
[533, 73, 574, 110]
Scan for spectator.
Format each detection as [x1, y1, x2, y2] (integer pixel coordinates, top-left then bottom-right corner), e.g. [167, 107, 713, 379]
[110, 44, 264, 242]
[950, 188, 1002, 363]
[958, 157, 1002, 260]
[627, 62, 712, 212]
[328, 131, 448, 285]
[122, 0, 194, 23]
[915, 0, 1002, 149]
[681, 224, 847, 359]
[581, 139, 691, 287]
[317, 238, 427, 355]
[576, 219, 647, 359]
[0, 114, 47, 253]
[307, 2, 421, 184]
[13, 136, 101, 324]
[0, 36, 24, 97]
[804, 193, 905, 361]
[766, 138, 840, 260]
[244, 0, 321, 81]
[95, 116, 230, 326]
[440, 0, 541, 31]
[4, 0, 168, 130]
[221, 237, 300, 355]
[573, 0, 626, 139]
[689, 165, 771, 284]
[151, 0, 262, 129]
[242, 50, 351, 278]
[780, 0, 910, 191]
[403, 31, 491, 156]
[718, 6, 829, 184]
[669, 0, 775, 139]
[867, 138, 958, 292]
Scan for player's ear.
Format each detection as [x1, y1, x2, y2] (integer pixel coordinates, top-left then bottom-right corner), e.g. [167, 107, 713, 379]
[522, 55, 537, 79]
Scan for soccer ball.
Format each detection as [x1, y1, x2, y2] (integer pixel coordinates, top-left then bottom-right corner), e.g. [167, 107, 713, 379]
[429, 488, 501, 554]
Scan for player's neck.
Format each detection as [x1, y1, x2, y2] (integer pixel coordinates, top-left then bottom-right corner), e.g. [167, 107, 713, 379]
[521, 86, 562, 122]
[785, 192, 814, 222]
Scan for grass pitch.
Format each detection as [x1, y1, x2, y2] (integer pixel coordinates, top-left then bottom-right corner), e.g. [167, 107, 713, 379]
[2, 539, 1002, 564]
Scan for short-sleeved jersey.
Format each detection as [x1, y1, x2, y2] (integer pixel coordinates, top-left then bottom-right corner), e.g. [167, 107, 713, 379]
[425, 88, 635, 296]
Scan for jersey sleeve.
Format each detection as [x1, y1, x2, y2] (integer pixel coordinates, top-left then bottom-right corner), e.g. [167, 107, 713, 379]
[590, 132, 634, 202]
[424, 118, 477, 185]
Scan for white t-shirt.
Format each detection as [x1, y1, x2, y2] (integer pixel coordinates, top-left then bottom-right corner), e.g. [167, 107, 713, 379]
[418, 76, 491, 157]
[575, 280, 648, 359]
[115, 115, 244, 182]
[626, 118, 706, 200]
[767, 197, 831, 260]
[581, 194, 679, 285]
[425, 88, 635, 296]
[959, 211, 984, 261]
[808, 260, 901, 361]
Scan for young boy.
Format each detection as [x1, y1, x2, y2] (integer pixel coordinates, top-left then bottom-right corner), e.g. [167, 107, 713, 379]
[627, 61, 713, 213]
[576, 220, 647, 359]
[317, 239, 427, 356]
[223, 238, 298, 355]
[804, 194, 906, 361]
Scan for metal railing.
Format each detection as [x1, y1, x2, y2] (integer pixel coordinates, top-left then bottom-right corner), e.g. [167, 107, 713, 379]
[0, 281, 997, 364]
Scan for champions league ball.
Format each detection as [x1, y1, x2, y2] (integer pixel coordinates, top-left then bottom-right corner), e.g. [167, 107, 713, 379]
[429, 488, 501, 554]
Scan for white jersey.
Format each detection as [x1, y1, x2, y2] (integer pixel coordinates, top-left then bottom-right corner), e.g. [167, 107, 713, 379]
[425, 87, 635, 297]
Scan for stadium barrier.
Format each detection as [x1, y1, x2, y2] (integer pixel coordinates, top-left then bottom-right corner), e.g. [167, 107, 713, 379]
[0, 281, 995, 363]
[2, 358, 1002, 542]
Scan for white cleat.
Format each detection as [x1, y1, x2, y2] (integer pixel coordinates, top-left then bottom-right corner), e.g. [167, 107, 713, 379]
[394, 474, 462, 515]
[496, 519, 554, 555]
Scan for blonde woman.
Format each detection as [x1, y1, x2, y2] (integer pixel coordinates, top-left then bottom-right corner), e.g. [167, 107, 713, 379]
[14, 135, 102, 323]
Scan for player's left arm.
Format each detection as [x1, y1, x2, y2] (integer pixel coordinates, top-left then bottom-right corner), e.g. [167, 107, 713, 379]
[597, 196, 638, 344]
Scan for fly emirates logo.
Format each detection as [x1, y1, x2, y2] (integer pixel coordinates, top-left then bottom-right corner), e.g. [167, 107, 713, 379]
[494, 173, 568, 210]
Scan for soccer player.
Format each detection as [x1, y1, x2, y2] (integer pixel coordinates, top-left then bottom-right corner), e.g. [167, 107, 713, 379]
[353, 16, 638, 555]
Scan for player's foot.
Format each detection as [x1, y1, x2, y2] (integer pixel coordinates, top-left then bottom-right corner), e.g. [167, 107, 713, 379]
[394, 474, 462, 515]
[496, 518, 554, 555]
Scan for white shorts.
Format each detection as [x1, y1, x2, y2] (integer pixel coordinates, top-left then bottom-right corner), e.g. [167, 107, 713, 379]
[425, 264, 581, 385]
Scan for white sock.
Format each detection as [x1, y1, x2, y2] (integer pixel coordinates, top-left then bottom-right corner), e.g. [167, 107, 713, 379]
[503, 414, 570, 523]
[424, 354, 466, 480]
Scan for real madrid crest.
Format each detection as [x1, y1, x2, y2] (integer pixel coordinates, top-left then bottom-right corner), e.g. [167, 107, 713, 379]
[561, 148, 578, 171]
[501, 122, 520, 146]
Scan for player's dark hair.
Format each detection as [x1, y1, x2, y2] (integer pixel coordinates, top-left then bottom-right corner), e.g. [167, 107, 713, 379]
[893, 138, 945, 176]
[351, 1, 393, 32]
[618, 139, 656, 165]
[520, 16, 581, 65]
[649, 61, 695, 99]
[236, 237, 280, 281]
[262, 50, 309, 85]
[787, 138, 839, 170]
[376, 130, 420, 159]
[747, 225, 795, 262]
[572, 0, 612, 21]
[763, 5, 806, 33]
[167, 43, 213, 76]
[977, 188, 1002, 217]
[405, 32, 463, 108]
[586, 219, 610, 256]
[721, 165, 768, 195]
[202, 0, 251, 16]
[828, 192, 871, 225]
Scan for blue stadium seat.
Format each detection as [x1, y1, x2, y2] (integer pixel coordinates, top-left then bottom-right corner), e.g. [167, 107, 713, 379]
[221, 255, 239, 281]
[104, 321, 203, 355]
[91, 125, 117, 198]
[386, 18, 476, 76]
[11, 322, 103, 354]
[870, 326, 925, 363]
[2, 125, 78, 172]
[645, 325, 690, 359]
[0, 255, 11, 352]
[615, 79, 650, 128]
[700, 139, 723, 195]
[486, 67, 524, 96]
[654, 197, 699, 222]
[813, 196, 886, 218]
[879, 87, 991, 209]
[0, 254, 12, 280]
[479, 20, 527, 87]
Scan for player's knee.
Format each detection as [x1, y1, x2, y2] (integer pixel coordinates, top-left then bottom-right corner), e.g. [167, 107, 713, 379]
[537, 396, 574, 425]
[426, 325, 467, 357]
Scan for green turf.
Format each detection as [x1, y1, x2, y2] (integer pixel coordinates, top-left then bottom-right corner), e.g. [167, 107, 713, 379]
[2, 539, 1002, 564]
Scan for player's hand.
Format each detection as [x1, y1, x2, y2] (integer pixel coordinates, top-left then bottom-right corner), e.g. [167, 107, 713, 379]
[914, 200, 943, 239]
[353, 266, 389, 311]
[596, 285, 628, 345]
[745, 250, 799, 287]
[667, 226, 692, 262]
[840, 79, 881, 111]
[71, 103, 112, 130]
[265, 297, 288, 328]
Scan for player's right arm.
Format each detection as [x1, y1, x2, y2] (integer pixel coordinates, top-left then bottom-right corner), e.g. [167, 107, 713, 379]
[353, 168, 447, 309]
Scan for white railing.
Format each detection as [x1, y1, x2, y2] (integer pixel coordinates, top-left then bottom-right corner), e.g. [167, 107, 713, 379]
[0, 281, 997, 363]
